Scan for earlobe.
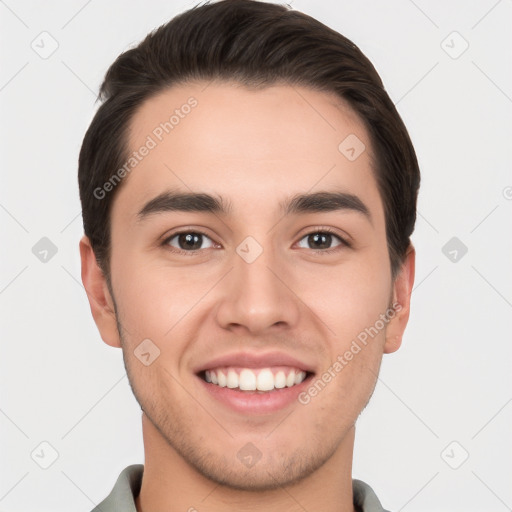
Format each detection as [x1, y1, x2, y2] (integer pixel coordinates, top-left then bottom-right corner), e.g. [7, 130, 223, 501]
[383, 244, 416, 354]
[79, 235, 121, 348]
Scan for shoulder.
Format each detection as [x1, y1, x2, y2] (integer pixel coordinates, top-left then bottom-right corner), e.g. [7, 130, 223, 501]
[353, 478, 392, 512]
[90, 464, 144, 512]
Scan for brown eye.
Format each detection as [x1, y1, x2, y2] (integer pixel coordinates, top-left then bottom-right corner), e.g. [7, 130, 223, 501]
[165, 231, 215, 252]
[297, 230, 348, 251]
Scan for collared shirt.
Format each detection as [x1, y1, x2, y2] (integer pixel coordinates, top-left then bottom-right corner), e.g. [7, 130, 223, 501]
[91, 464, 390, 512]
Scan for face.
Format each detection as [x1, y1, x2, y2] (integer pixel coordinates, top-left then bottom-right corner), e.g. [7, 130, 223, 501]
[81, 81, 414, 491]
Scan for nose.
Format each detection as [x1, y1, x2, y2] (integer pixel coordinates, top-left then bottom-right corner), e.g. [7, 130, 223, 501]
[215, 242, 301, 335]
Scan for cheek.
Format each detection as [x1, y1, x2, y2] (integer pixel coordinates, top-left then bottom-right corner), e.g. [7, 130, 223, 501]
[295, 254, 391, 341]
[111, 255, 217, 343]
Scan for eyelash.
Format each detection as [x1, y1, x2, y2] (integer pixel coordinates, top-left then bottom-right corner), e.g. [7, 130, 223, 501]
[161, 227, 351, 256]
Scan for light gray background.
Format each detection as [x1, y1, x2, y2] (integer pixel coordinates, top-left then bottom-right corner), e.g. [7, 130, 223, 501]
[1, 1, 511, 511]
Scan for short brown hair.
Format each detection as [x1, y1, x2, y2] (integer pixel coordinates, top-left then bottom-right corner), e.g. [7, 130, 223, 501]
[78, 0, 420, 280]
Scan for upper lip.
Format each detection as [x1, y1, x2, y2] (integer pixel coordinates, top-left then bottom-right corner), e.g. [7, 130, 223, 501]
[194, 351, 315, 374]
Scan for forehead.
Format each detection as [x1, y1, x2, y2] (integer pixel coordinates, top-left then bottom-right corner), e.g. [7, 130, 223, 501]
[114, 81, 383, 224]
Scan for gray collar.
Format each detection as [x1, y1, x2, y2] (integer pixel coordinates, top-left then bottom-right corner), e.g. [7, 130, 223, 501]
[91, 464, 390, 512]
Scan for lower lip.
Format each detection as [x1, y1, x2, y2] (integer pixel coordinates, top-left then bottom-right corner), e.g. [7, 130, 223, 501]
[197, 374, 313, 414]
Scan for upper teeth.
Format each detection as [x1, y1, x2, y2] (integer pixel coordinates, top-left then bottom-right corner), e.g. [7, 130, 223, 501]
[204, 367, 307, 391]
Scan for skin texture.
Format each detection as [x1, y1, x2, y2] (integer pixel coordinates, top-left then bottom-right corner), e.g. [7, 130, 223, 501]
[80, 82, 415, 512]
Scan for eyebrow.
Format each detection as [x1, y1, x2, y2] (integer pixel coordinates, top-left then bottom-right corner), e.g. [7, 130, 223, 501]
[137, 190, 371, 223]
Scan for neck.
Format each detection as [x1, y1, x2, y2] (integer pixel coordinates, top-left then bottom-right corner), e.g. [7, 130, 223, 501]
[135, 412, 357, 512]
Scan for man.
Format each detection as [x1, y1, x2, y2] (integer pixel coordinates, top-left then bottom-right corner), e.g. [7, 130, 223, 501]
[78, 0, 419, 510]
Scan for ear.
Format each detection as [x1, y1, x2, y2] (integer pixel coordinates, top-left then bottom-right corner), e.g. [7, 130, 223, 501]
[383, 244, 416, 354]
[79, 235, 121, 348]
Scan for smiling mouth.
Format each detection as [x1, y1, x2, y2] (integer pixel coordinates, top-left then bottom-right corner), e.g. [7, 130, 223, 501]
[198, 366, 313, 392]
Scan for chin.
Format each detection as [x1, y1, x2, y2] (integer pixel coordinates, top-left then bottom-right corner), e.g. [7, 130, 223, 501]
[191, 449, 325, 492]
